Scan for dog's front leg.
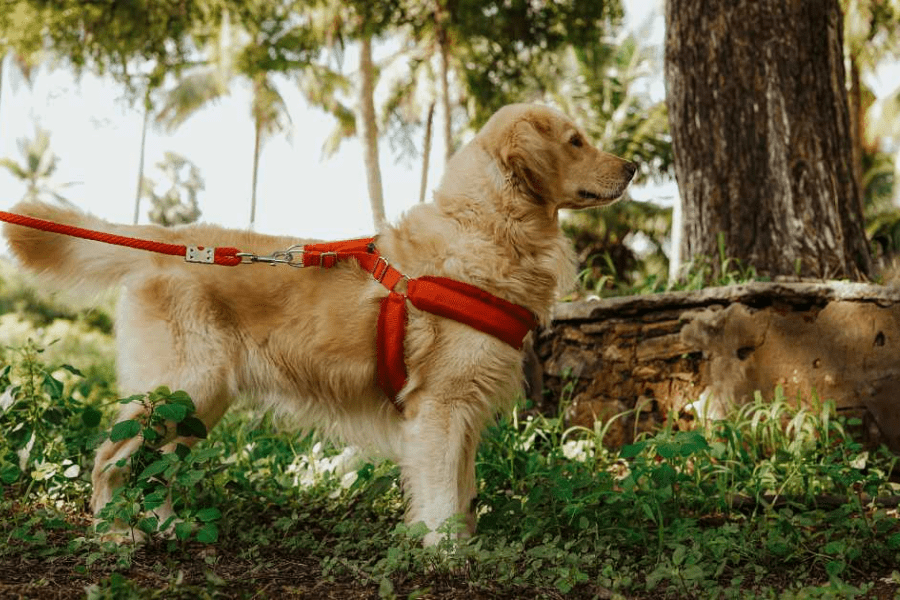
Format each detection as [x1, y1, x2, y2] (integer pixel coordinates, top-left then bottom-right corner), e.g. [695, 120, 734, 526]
[399, 396, 481, 546]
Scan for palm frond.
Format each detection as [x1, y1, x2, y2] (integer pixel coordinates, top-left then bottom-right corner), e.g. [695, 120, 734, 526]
[251, 76, 292, 142]
[155, 71, 228, 132]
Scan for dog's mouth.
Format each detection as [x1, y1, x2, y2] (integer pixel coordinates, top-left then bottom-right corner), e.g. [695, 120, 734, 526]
[578, 188, 624, 202]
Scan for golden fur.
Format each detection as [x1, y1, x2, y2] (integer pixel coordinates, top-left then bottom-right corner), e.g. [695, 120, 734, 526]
[3, 103, 635, 544]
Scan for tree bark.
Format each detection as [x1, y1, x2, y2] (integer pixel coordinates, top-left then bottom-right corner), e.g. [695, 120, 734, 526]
[419, 101, 434, 203]
[665, 0, 872, 281]
[133, 98, 150, 224]
[847, 56, 865, 202]
[435, 1, 453, 163]
[359, 35, 386, 231]
[249, 113, 261, 230]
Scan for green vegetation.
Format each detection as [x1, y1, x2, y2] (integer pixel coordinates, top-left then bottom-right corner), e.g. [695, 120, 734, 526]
[0, 270, 897, 599]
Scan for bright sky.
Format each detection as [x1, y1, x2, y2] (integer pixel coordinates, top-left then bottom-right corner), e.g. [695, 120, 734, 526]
[0, 0, 896, 241]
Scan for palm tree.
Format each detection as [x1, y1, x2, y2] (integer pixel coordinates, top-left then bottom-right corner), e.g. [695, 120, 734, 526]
[358, 35, 386, 229]
[155, 10, 291, 230]
[301, 1, 399, 231]
[0, 126, 79, 204]
[132, 88, 152, 224]
[143, 152, 204, 227]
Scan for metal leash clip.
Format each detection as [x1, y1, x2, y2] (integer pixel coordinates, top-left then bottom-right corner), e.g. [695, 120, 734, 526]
[237, 244, 305, 267]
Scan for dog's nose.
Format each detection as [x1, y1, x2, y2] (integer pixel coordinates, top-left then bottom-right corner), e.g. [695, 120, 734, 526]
[624, 161, 638, 180]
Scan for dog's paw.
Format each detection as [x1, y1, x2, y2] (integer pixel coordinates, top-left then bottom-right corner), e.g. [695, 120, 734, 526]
[93, 520, 148, 544]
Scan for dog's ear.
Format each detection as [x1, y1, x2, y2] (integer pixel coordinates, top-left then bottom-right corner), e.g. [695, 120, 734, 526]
[499, 118, 559, 202]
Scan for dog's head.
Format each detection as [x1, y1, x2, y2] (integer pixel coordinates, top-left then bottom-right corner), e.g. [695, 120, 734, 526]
[478, 103, 636, 211]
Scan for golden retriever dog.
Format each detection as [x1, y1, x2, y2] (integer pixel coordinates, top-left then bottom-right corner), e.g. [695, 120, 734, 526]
[4, 103, 635, 545]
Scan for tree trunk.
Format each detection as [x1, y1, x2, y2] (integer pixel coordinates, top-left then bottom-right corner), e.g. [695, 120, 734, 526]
[358, 35, 386, 231]
[249, 115, 261, 230]
[847, 56, 865, 203]
[665, 0, 872, 281]
[419, 102, 434, 203]
[435, 2, 453, 163]
[133, 99, 150, 224]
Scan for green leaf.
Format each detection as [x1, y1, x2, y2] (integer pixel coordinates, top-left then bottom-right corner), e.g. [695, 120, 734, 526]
[652, 464, 676, 487]
[619, 441, 646, 458]
[154, 403, 188, 423]
[825, 560, 846, 577]
[1, 463, 22, 484]
[196, 507, 221, 522]
[82, 406, 103, 428]
[60, 364, 84, 377]
[151, 386, 172, 399]
[176, 469, 206, 487]
[138, 516, 159, 535]
[138, 459, 170, 481]
[174, 521, 193, 540]
[176, 416, 207, 439]
[141, 427, 161, 443]
[110, 419, 142, 441]
[173, 443, 192, 460]
[378, 576, 394, 598]
[42, 373, 64, 398]
[167, 390, 195, 412]
[682, 564, 705, 582]
[672, 544, 687, 566]
[142, 490, 168, 511]
[656, 443, 677, 459]
[196, 522, 218, 543]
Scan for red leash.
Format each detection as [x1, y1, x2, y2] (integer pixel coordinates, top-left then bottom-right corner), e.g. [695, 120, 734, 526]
[0, 210, 538, 411]
[0, 211, 244, 266]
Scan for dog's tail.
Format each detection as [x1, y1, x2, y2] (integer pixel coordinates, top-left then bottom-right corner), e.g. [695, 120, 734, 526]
[3, 200, 191, 289]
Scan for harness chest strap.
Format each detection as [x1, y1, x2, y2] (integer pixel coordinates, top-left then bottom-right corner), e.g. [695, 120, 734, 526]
[300, 238, 538, 408]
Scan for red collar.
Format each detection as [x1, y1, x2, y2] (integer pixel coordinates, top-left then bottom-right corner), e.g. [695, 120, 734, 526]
[300, 238, 538, 411]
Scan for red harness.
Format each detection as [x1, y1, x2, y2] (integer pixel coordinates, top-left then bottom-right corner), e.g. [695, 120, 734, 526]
[0, 211, 538, 412]
[297, 238, 538, 410]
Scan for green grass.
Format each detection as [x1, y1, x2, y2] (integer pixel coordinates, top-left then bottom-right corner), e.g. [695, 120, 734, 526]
[1, 341, 898, 599]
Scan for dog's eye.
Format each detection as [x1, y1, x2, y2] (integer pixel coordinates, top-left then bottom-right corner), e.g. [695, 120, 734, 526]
[569, 134, 583, 148]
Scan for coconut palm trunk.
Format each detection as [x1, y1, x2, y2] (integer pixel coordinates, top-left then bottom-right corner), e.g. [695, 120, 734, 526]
[419, 102, 435, 203]
[359, 35, 386, 230]
[250, 116, 262, 230]
[133, 102, 150, 224]
[437, 21, 452, 163]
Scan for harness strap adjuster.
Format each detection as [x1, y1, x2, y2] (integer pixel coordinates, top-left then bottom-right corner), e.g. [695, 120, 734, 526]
[372, 256, 391, 282]
[319, 251, 338, 268]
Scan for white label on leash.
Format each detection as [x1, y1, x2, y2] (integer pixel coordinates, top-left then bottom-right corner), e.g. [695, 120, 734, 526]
[185, 246, 215, 264]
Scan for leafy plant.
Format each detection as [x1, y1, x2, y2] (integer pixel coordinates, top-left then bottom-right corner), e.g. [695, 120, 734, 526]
[92, 386, 220, 544]
[1, 334, 898, 598]
[0, 341, 105, 499]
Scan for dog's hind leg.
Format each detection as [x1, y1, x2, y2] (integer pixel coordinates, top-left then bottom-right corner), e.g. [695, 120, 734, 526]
[90, 372, 233, 538]
[399, 393, 484, 546]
